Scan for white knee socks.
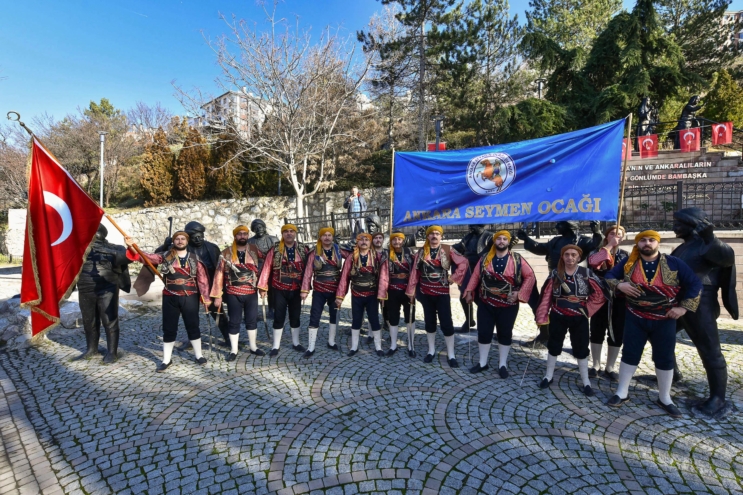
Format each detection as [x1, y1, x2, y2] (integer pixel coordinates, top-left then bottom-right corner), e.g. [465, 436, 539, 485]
[162, 342, 175, 364]
[328, 323, 337, 346]
[191, 338, 203, 359]
[229, 334, 239, 354]
[605, 346, 621, 373]
[373, 330, 382, 351]
[407, 323, 415, 352]
[308, 327, 318, 352]
[444, 335, 455, 360]
[389, 325, 399, 350]
[351, 329, 360, 351]
[615, 362, 638, 399]
[656, 368, 674, 405]
[578, 358, 591, 387]
[247, 329, 258, 351]
[479, 343, 491, 367]
[498, 344, 510, 369]
[545, 354, 558, 381]
[590, 343, 602, 370]
[291, 327, 301, 347]
[272, 328, 283, 350]
[426, 332, 436, 356]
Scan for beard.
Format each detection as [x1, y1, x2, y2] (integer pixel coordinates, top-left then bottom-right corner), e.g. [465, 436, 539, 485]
[495, 244, 508, 252]
[640, 246, 658, 256]
[236, 238, 248, 246]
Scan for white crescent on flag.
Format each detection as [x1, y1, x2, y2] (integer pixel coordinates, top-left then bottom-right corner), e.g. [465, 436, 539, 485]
[683, 131, 695, 143]
[642, 138, 653, 149]
[43, 191, 73, 246]
[715, 124, 725, 136]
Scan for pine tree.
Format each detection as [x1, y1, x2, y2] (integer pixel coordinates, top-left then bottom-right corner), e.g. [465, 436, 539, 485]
[208, 132, 243, 198]
[525, 0, 621, 51]
[173, 127, 208, 200]
[703, 69, 743, 126]
[140, 128, 174, 206]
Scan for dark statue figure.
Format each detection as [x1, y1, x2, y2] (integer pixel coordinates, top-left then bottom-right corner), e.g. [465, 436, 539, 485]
[637, 97, 658, 138]
[451, 225, 495, 332]
[76, 224, 132, 363]
[517, 221, 604, 345]
[673, 95, 704, 149]
[248, 219, 279, 318]
[671, 208, 737, 417]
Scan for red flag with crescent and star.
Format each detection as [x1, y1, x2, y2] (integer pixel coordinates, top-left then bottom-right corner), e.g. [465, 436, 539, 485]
[21, 138, 104, 337]
[679, 127, 700, 152]
[711, 122, 733, 146]
[639, 134, 658, 158]
[621, 138, 632, 160]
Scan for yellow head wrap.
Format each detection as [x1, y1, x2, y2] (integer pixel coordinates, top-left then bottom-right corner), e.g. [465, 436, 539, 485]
[353, 233, 375, 266]
[423, 225, 444, 259]
[624, 230, 661, 274]
[278, 224, 298, 258]
[316, 227, 335, 259]
[389, 232, 406, 261]
[231, 225, 250, 263]
[483, 230, 512, 268]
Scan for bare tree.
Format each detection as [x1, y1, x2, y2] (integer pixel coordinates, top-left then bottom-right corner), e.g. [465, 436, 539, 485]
[176, 4, 371, 217]
[0, 125, 29, 211]
[126, 101, 174, 137]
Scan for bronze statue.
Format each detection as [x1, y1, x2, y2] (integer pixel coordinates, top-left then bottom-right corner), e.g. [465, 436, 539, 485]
[517, 221, 603, 345]
[671, 208, 737, 417]
[673, 95, 703, 149]
[637, 97, 658, 138]
[76, 224, 132, 362]
[248, 219, 279, 319]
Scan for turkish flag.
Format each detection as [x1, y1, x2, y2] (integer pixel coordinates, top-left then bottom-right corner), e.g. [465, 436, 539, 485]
[679, 127, 700, 152]
[21, 138, 104, 337]
[712, 122, 733, 146]
[621, 138, 632, 160]
[639, 134, 658, 158]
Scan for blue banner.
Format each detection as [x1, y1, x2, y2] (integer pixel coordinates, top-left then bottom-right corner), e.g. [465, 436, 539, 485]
[392, 119, 625, 227]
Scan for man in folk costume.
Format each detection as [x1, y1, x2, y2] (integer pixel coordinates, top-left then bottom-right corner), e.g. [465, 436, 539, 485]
[605, 231, 702, 418]
[124, 232, 211, 371]
[301, 227, 347, 357]
[372, 231, 390, 334]
[406, 226, 468, 368]
[257, 224, 311, 356]
[211, 225, 265, 362]
[535, 245, 606, 395]
[587, 225, 629, 381]
[335, 233, 389, 356]
[463, 231, 536, 378]
[382, 231, 417, 357]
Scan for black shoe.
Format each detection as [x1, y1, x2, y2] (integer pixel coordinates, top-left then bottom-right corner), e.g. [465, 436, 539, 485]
[226, 353, 237, 362]
[385, 348, 398, 357]
[588, 367, 598, 378]
[607, 395, 630, 408]
[347, 349, 358, 357]
[499, 366, 509, 379]
[539, 378, 553, 389]
[582, 385, 595, 397]
[408, 350, 417, 358]
[156, 361, 171, 372]
[196, 357, 207, 365]
[250, 348, 266, 357]
[376, 350, 385, 357]
[448, 358, 459, 368]
[292, 344, 306, 352]
[423, 354, 434, 363]
[327, 343, 339, 350]
[102, 352, 118, 364]
[656, 400, 682, 418]
[603, 370, 619, 382]
[303, 350, 315, 358]
[469, 363, 489, 374]
[269, 348, 279, 357]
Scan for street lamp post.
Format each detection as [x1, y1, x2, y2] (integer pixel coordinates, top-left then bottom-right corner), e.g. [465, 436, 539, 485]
[431, 115, 445, 151]
[99, 131, 108, 206]
[535, 78, 547, 100]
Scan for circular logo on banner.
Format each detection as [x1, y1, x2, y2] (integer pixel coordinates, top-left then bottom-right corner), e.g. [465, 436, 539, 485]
[466, 152, 516, 196]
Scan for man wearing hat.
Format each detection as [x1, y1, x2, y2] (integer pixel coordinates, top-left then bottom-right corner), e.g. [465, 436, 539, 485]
[125, 231, 211, 371]
[336, 233, 389, 356]
[211, 225, 265, 361]
[587, 225, 629, 381]
[535, 244, 606, 395]
[463, 230, 536, 378]
[248, 219, 279, 318]
[605, 231, 702, 418]
[301, 227, 347, 357]
[257, 224, 311, 356]
[383, 231, 417, 357]
[406, 226, 468, 367]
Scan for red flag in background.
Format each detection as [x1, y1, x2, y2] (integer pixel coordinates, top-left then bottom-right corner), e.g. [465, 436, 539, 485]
[638, 134, 658, 158]
[621, 138, 632, 160]
[679, 127, 700, 152]
[21, 138, 104, 337]
[712, 122, 733, 146]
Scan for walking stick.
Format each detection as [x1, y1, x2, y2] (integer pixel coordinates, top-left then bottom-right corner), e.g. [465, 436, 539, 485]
[203, 301, 220, 362]
[408, 299, 416, 358]
[335, 302, 343, 356]
[261, 293, 272, 343]
[519, 332, 540, 387]
[468, 301, 473, 366]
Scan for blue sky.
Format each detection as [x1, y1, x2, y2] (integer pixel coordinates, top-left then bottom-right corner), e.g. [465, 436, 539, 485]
[1, 0, 740, 123]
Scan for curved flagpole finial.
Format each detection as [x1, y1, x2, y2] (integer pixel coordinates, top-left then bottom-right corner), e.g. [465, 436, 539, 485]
[6, 111, 34, 137]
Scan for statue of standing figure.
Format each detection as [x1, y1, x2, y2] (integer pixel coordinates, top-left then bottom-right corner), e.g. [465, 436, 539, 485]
[637, 97, 658, 139]
[671, 207, 737, 417]
[673, 95, 703, 149]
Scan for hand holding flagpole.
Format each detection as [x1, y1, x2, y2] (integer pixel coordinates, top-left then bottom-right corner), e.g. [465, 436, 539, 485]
[111, 215, 164, 283]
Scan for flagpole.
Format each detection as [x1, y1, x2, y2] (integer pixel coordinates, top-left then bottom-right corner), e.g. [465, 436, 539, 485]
[616, 113, 633, 230]
[105, 214, 164, 283]
[7, 111, 34, 138]
[389, 147, 396, 232]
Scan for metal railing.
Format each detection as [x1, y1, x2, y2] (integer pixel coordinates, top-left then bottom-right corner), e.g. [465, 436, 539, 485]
[630, 117, 743, 155]
[0, 253, 22, 265]
[287, 181, 743, 241]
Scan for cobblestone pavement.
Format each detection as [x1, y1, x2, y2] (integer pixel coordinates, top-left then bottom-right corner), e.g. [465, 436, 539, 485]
[1, 292, 743, 495]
